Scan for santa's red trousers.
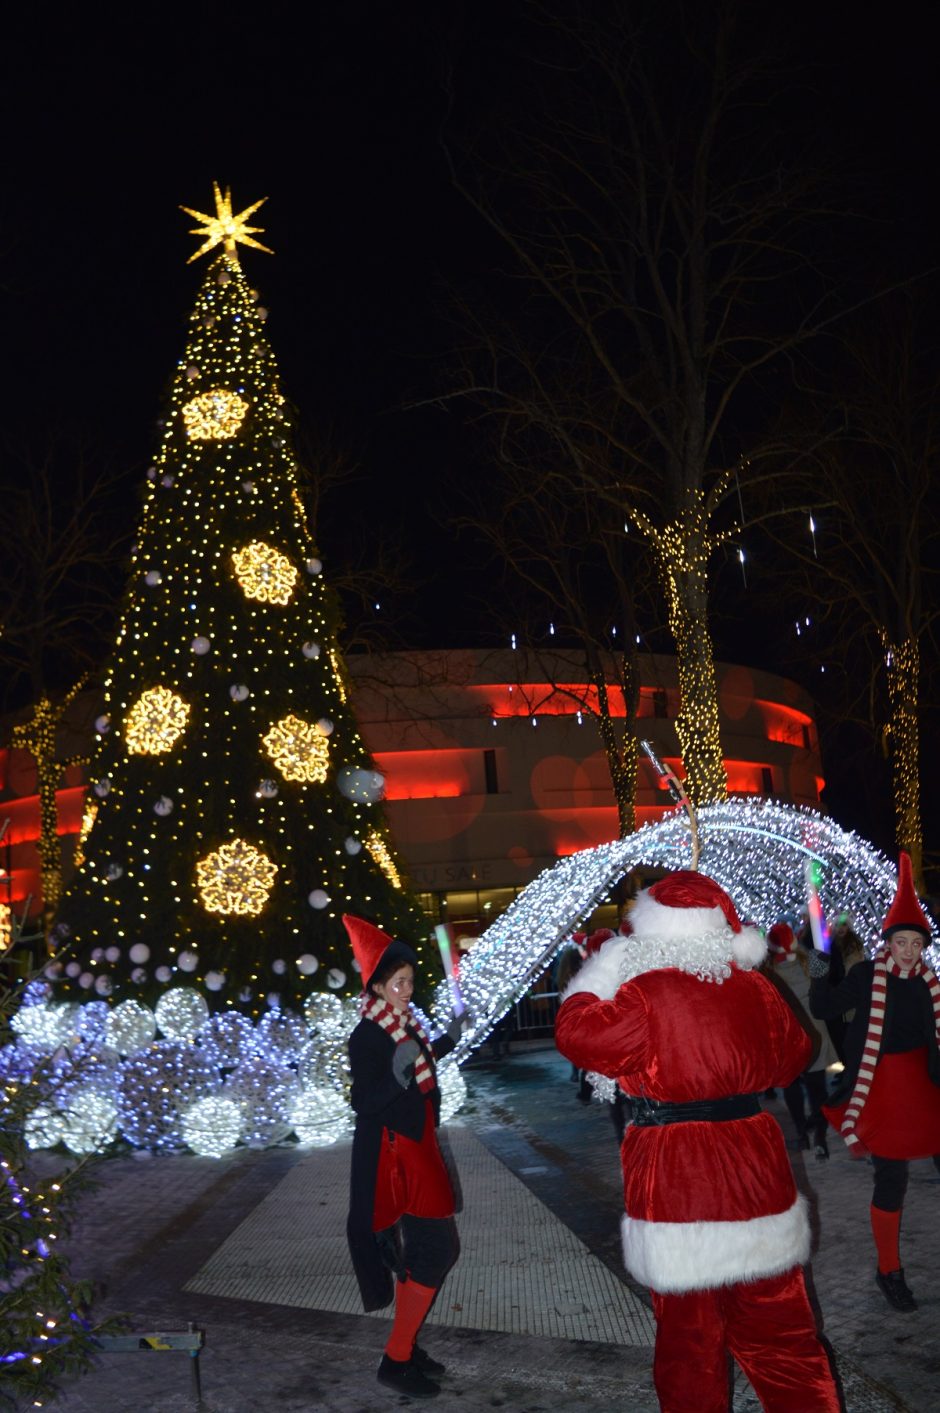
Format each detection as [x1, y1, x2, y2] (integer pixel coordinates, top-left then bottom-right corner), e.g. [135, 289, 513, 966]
[651, 1267, 839, 1412]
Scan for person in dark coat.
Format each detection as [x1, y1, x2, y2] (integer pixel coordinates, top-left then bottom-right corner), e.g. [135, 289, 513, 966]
[808, 853, 940, 1312]
[344, 914, 466, 1399]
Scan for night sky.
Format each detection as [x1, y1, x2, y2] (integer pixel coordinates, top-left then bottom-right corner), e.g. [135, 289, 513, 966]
[5, 2, 938, 859]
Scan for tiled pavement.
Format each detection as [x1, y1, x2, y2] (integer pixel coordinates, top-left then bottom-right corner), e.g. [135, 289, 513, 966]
[37, 1048, 939, 1412]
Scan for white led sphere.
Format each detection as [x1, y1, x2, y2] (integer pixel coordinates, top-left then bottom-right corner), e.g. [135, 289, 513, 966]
[305, 557, 323, 575]
[105, 999, 156, 1055]
[24, 1102, 67, 1151]
[303, 992, 343, 1031]
[255, 1010, 307, 1063]
[95, 714, 111, 733]
[326, 968, 346, 990]
[296, 953, 319, 976]
[316, 717, 334, 736]
[93, 778, 111, 798]
[223, 1057, 299, 1149]
[177, 950, 199, 972]
[75, 1001, 109, 1044]
[154, 796, 174, 816]
[60, 1085, 118, 1155]
[129, 943, 151, 964]
[344, 837, 362, 855]
[301, 640, 321, 659]
[182, 1096, 243, 1158]
[200, 1012, 252, 1069]
[308, 889, 330, 910]
[204, 970, 226, 991]
[191, 636, 211, 655]
[229, 683, 250, 702]
[155, 988, 209, 1041]
[117, 1041, 220, 1151]
[289, 1086, 350, 1147]
[266, 992, 281, 1010]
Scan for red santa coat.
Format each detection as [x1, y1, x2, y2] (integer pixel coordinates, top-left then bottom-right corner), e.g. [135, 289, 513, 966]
[555, 896, 812, 1295]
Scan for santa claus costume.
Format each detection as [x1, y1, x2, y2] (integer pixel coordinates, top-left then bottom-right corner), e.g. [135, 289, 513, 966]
[809, 853, 940, 1312]
[555, 871, 839, 1413]
[345, 914, 464, 1400]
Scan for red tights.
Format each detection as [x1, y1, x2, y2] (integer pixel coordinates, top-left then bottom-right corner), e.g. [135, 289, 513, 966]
[385, 1277, 437, 1362]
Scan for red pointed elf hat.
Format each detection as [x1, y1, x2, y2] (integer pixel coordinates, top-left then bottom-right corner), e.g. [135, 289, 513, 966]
[882, 853, 931, 938]
[342, 914, 417, 989]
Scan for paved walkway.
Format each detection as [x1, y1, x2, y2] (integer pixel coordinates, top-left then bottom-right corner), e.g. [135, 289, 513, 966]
[37, 1048, 939, 1412]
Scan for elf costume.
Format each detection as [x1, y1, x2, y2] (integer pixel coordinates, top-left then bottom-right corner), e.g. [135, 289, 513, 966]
[809, 852, 940, 1312]
[555, 871, 839, 1412]
[345, 914, 462, 1400]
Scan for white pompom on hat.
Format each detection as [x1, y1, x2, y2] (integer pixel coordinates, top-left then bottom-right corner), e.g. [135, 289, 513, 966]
[630, 869, 766, 968]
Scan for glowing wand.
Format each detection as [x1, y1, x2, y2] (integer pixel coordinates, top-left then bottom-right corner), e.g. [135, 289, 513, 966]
[434, 923, 465, 1016]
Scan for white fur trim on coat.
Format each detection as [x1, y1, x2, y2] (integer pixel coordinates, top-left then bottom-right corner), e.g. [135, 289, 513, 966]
[561, 923, 767, 1003]
[622, 1194, 810, 1293]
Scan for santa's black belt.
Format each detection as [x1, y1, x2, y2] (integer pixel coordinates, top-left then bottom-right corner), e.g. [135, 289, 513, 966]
[626, 1094, 761, 1126]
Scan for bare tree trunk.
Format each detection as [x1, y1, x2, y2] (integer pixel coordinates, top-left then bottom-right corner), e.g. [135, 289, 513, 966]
[883, 635, 923, 887]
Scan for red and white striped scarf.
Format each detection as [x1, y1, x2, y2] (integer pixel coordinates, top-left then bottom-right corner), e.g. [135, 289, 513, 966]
[840, 948, 940, 1153]
[361, 994, 436, 1094]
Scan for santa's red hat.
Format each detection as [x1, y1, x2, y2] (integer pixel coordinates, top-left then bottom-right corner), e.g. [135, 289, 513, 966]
[629, 869, 766, 967]
[342, 914, 416, 989]
[767, 922, 797, 959]
[882, 853, 932, 939]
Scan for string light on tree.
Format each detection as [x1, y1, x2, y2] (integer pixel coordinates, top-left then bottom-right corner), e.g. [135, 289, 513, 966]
[365, 831, 403, 889]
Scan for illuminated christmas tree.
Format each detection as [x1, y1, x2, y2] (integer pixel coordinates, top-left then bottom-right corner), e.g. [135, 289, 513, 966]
[53, 186, 430, 1026]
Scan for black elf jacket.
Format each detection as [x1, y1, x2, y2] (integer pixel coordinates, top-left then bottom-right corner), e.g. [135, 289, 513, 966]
[346, 1016, 456, 1311]
[809, 960, 940, 1104]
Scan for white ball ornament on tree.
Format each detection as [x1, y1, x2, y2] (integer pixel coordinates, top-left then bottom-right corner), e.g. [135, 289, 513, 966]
[258, 779, 279, 799]
[177, 950, 199, 973]
[326, 968, 346, 990]
[308, 889, 331, 910]
[131, 967, 148, 984]
[155, 966, 172, 984]
[95, 714, 111, 734]
[161, 473, 175, 488]
[271, 959, 287, 975]
[316, 718, 334, 736]
[344, 836, 362, 855]
[305, 557, 323, 575]
[105, 946, 121, 962]
[129, 943, 151, 965]
[301, 640, 321, 660]
[336, 767, 385, 804]
[241, 479, 255, 492]
[155, 988, 210, 1042]
[94, 976, 113, 997]
[296, 953, 319, 976]
[91, 947, 104, 962]
[191, 636, 211, 655]
[229, 683, 250, 702]
[204, 970, 226, 992]
[154, 796, 174, 817]
[144, 569, 163, 586]
[105, 864, 123, 881]
[78, 972, 94, 989]
[93, 778, 111, 798]
[186, 365, 200, 380]
[65, 961, 82, 978]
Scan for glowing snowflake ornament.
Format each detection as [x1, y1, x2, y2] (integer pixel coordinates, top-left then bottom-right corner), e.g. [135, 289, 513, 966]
[262, 714, 330, 783]
[125, 686, 190, 755]
[231, 541, 298, 605]
[196, 837, 278, 915]
[182, 388, 249, 440]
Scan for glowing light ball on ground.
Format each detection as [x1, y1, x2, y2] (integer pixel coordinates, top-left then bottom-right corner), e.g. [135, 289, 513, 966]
[105, 1000, 157, 1055]
[182, 1096, 244, 1157]
[254, 1010, 307, 1064]
[155, 988, 210, 1041]
[199, 1012, 253, 1070]
[223, 1056, 300, 1149]
[57, 1083, 119, 1156]
[116, 1040, 220, 1150]
[289, 1085, 351, 1146]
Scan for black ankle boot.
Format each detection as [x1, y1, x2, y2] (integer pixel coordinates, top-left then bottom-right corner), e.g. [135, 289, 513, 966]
[875, 1268, 917, 1312]
[412, 1344, 446, 1376]
[377, 1354, 440, 1398]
